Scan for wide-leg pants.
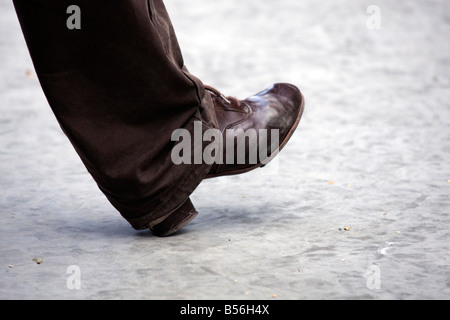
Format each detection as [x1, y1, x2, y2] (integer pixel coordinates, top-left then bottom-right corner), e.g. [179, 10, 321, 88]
[13, 0, 218, 229]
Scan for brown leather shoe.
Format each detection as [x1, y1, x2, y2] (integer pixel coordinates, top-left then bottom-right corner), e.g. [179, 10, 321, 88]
[205, 83, 305, 178]
[149, 198, 198, 237]
[149, 84, 304, 236]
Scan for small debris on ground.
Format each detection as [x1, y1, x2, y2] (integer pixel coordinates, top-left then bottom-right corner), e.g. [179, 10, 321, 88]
[25, 69, 34, 79]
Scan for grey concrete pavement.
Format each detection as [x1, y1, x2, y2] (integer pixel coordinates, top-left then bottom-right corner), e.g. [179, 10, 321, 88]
[1, 0, 449, 300]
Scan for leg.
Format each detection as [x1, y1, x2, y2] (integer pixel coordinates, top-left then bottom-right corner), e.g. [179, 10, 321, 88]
[13, 0, 218, 231]
[13, 0, 305, 236]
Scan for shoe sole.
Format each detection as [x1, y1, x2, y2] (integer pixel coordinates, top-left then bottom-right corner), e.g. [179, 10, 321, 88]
[150, 198, 198, 237]
[205, 90, 305, 178]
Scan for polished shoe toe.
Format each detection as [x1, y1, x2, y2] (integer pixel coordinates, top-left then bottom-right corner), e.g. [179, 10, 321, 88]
[205, 83, 305, 178]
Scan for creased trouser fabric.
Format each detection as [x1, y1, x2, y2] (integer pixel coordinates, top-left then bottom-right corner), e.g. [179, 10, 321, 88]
[13, 0, 218, 229]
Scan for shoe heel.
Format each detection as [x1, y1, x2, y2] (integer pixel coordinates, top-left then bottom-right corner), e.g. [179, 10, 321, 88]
[150, 198, 198, 237]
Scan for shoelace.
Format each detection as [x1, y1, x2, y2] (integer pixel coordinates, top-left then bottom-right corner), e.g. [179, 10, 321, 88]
[204, 85, 242, 107]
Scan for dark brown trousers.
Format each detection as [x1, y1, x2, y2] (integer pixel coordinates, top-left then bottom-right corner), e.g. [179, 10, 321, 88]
[13, 0, 218, 229]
